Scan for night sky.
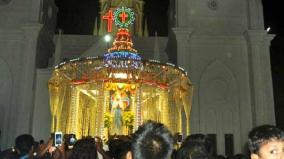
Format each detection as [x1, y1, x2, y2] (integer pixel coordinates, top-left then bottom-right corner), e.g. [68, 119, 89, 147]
[54, 0, 284, 129]
[262, 0, 284, 130]
[55, 0, 169, 36]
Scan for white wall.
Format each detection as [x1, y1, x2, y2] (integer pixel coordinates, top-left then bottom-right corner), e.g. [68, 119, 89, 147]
[32, 69, 52, 142]
[0, 57, 13, 149]
[172, 0, 274, 155]
[188, 35, 252, 154]
[0, 29, 27, 148]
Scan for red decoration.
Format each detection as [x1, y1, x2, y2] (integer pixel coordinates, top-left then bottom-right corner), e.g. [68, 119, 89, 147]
[119, 12, 128, 23]
[108, 28, 137, 53]
[71, 79, 87, 85]
[102, 10, 114, 32]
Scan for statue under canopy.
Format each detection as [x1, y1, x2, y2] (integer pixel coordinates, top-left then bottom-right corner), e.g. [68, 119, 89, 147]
[110, 90, 130, 135]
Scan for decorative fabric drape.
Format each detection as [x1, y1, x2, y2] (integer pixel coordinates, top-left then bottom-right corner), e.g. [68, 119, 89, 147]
[48, 80, 68, 132]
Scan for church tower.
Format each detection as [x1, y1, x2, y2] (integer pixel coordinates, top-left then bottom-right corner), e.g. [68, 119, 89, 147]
[98, 0, 144, 36]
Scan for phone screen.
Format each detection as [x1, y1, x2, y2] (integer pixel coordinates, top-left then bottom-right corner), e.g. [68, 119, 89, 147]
[69, 136, 76, 145]
[54, 132, 62, 147]
[177, 134, 183, 144]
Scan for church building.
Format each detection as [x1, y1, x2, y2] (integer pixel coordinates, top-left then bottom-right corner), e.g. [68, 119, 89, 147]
[0, 0, 275, 155]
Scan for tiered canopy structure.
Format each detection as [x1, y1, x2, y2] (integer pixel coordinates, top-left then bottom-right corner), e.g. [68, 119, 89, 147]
[48, 7, 193, 139]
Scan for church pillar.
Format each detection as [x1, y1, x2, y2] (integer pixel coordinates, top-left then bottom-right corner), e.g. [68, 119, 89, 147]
[244, 30, 275, 126]
[172, 27, 195, 134]
[172, 27, 193, 69]
[54, 30, 62, 66]
[175, 0, 189, 27]
[246, 0, 264, 30]
[15, 23, 43, 136]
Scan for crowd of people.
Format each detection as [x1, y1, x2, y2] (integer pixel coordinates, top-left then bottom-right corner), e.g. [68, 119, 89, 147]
[0, 121, 284, 159]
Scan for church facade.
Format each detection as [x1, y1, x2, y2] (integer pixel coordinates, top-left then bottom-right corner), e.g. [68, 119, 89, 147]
[0, 0, 275, 155]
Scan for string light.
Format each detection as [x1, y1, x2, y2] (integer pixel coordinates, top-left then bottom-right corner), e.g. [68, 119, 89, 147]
[104, 51, 141, 60]
[114, 7, 135, 28]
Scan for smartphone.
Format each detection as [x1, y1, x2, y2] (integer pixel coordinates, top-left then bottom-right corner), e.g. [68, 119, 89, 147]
[177, 134, 183, 144]
[54, 131, 63, 147]
[69, 134, 76, 146]
[64, 134, 76, 149]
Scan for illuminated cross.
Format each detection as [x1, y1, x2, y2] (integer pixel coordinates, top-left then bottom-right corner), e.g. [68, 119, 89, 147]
[102, 10, 114, 32]
[119, 12, 128, 23]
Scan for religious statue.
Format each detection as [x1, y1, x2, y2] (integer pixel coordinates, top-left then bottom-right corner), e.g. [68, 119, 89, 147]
[110, 90, 130, 135]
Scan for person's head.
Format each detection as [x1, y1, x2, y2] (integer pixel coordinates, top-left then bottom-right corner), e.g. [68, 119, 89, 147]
[69, 138, 97, 159]
[182, 134, 213, 156]
[176, 142, 208, 159]
[15, 134, 34, 156]
[248, 125, 284, 159]
[131, 120, 174, 159]
[0, 148, 19, 159]
[64, 134, 77, 150]
[108, 135, 132, 159]
[227, 153, 249, 159]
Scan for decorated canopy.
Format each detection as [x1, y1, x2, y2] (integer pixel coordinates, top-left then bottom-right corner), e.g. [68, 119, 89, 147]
[48, 7, 193, 139]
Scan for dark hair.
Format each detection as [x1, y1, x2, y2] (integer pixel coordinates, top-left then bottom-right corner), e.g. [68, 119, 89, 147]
[108, 135, 132, 159]
[15, 134, 34, 156]
[39, 140, 44, 144]
[215, 155, 226, 159]
[248, 125, 284, 154]
[132, 120, 174, 159]
[69, 138, 97, 159]
[176, 142, 209, 159]
[227, 153, 249, 159]
[0, 148, 19, 159]
[182, 134, 213, 156]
